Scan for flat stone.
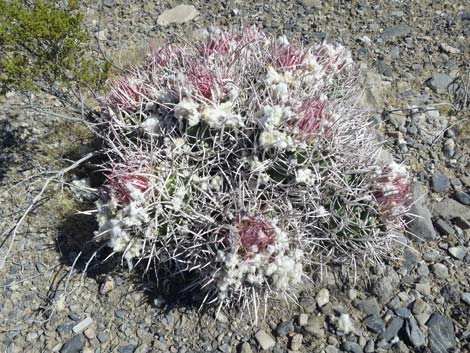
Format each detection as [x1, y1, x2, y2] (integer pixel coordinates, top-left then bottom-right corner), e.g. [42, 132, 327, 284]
[316, 288, 330, 307]
[60, 335, 84, 353]
[304, 315, 325, 337]
[406, 316, 425, 347]
[325, 345, 339, 353]
[455, 191, 470, 205]
[372, 269, 400, 303]
[427, 314, 455, 353]
[432, 173, 450, 193]
[415, 283, 431, 296]
[336, 313, 354, 335]
[428, 73, 454, 94]
[239, 342, 252, 353]
[117, 345, 137, 353]
[381, 24, 411, 41]
[255, 330, 275, 350]
[395, 307, 412, 319]
[434, 219, 455, 236]
[412, 298, 430, 316]
[448, 246, 466, 260]
[432, 263, 449, 279]
[340, 341, 363, 353]
[364, 315, 385, 334]
[364, 340, 374, 353]
[380, 317, 404, 341]
[357, 297, 381, 317]
[72, 317, 93, 334]
[409, 203, 436, 241]
[423, 250, 441, 263]
[157, 5, 199, 26]
[103, 0, 115, 7]
[298, 313, 308, 326]
[431, 198, 470, 221]
[415, 313, 431, 327]
[413, 111, 448, 144]
[115, 310, 127, 319]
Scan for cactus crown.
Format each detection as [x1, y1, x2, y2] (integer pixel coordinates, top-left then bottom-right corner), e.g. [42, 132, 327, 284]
[95, 27, 411, 312]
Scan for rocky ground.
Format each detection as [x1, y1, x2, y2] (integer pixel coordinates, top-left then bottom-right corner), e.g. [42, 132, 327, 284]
[1, 1, 469, 353]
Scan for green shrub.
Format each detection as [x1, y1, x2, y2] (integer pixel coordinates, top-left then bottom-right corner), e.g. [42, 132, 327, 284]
[0, 0, 109, 95]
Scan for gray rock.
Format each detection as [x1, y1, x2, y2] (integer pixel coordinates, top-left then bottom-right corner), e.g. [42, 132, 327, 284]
[412, 298, 430, 316]
[415, 283, 431, 296]
[118, 345, 137, 353]
[455, 191, 470, 205]
[395, 307, 412, 318]
[376, 61, 393, 77]
[304, 315, 325, 337]
[417, 263, 430, 277]
[409, 203, 437, 241]
[97, 332, 107, 344]
[434, 219, 455, 236]
[428, 73, 453, 94]
[357, 297, 381, 317]
[389, 111, 407, 129]
[254, 330, 275, 350]
[61, 335, 84, 353]
[239, 342, 252, 353]
[157, 4, 199, 26]
[364, 315, 385, 334]
[340, 341, 363, 353]
[276, 321, 294, 337]
[443, 138, 455, 158]
[462, 293, 470, 305]
[432, 173, 450, 193]
[380, 317, 404, 341]
[431, 263, 449, 279]
[431, 198, 470, 221]
[102, 0, 115, 7]
[364, 340, 374, 353]
[413, 110, 448, 144]
[427, 314, 455, 353]
[381, 24, 411, 41]
[361, 70, 391, 110]
[423, 250, 441, 263]
[448, 246, 467, 260]
[406, 316, 425, 347]
[325, 345, 339, 353]
[372, 269, 400, 303]
[115, 310, 128, 319]
[218, 343, 231, 353]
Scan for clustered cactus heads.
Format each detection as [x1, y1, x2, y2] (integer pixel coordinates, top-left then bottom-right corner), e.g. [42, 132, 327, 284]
[95, 27, 412, 311]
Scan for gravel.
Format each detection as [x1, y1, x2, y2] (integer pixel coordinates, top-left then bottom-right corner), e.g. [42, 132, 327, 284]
[1, 1, 469, 353]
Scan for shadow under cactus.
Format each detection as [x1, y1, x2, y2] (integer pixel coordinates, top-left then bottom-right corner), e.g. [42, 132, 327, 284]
[56, 213, 119, 277]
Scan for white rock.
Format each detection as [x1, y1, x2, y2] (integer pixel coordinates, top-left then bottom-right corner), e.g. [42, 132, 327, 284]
[316, 288, 330, 307]
[255, 330, 275, 350]
[298, 313, 308, 326]
[337, 313, 353, 334]
[462, 293, 470, 306]
[157, 5, 199, 26]
[290, 334, 303, 351]
[72, 316, 93, 334]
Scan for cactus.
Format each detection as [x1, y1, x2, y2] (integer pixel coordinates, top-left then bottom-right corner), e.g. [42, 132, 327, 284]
[95, 27, 412, 311]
